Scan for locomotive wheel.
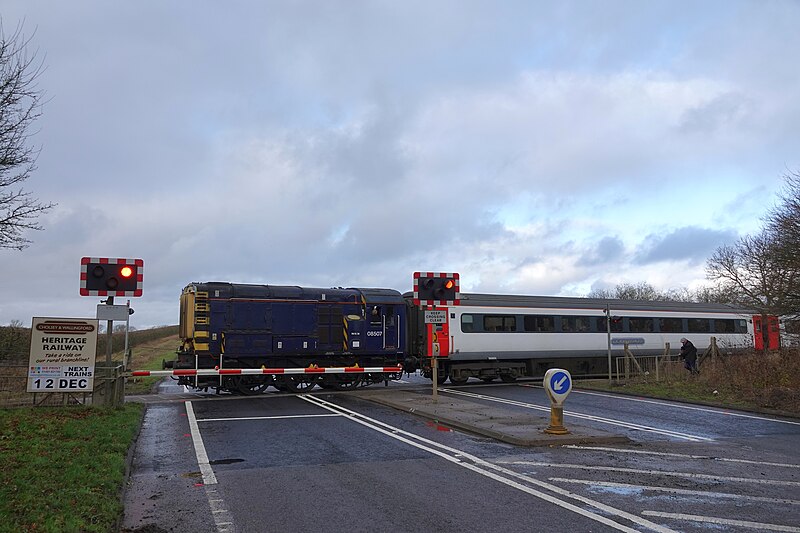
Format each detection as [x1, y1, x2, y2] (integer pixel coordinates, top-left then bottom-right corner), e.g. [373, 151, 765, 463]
[236, 376, 271, 395]
[329, 375, 362, 390]
[281, 375, 317, 393]
[449, 375, 468, 386]
[480, 377, 496, 383]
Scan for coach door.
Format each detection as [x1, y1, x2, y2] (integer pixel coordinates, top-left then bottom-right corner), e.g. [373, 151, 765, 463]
[767, 315, 780, 349]
[753, 315, 781, 351]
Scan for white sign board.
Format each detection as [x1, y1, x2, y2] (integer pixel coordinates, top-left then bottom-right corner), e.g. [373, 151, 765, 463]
[424, 310, 447, 324]
[27, 317, 98, 393]
[97, 304, 130, 321]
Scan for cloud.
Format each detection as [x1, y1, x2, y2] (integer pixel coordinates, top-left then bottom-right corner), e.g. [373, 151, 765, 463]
[634, 226, 739, 265]
[577, 236, 626, 267]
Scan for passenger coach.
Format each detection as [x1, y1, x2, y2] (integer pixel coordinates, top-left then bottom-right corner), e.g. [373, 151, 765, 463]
[405, 293, 772, 384]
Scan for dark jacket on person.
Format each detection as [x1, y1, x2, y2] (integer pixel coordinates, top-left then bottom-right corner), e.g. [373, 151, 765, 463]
[680, 340, 698, 362]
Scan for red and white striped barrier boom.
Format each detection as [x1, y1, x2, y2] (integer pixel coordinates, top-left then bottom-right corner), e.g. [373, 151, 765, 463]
[129, 366, 403, 377]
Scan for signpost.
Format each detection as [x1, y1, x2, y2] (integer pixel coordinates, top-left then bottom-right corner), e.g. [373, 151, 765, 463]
[27, 318, 98, 394]
[543, 368, 572, 434]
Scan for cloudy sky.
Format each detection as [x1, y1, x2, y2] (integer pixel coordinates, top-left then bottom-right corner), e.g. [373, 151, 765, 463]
[1, 1, 798, 328]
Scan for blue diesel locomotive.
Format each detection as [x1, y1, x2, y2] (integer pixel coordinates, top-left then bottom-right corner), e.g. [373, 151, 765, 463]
[172, 282, 406, 393]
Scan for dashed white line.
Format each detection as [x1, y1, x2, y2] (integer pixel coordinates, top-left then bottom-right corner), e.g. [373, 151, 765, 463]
[564, 445, 800, 469]
[641, 511, 800, 532]
[503, 461, 800, 487]
[550, 478, 800, 505]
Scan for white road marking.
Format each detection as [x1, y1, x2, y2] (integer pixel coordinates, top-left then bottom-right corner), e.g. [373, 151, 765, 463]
[197, 413, 342, 422]
[300, 394, 677, 533]
[185, 401, 217, 485]
[440, 388, 713, 442]
[641, 511, 800, 532]
[503, 461, 800, 487]
[186, 402, 236, 532]
[550, 478, 800, 505]
[528, 386, 800, 426]
[564, 445, 800, 469]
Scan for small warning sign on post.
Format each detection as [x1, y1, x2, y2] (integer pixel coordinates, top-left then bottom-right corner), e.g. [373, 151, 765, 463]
[424, 310, 447, 324]
[27, 317, 98, 393]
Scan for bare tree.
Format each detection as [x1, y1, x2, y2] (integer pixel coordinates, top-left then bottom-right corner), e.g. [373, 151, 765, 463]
[706, 230, 797, 315]
[0, 22, 54, 250]
[588, 282, 665, 301]
[764, 171, 800, 312]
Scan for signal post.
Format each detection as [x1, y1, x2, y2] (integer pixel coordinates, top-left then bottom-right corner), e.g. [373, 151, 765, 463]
[413, 272, 460, 401]
[80, 257, 143, 405]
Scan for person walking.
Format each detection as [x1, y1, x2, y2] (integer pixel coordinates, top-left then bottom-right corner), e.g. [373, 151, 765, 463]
[679, 337, 698, 374]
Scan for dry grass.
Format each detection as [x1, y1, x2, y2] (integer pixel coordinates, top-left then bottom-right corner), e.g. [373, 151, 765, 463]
[698, 347, 800, 412]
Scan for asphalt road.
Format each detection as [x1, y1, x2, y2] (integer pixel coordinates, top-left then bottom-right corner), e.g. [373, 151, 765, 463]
[122, 377, 800, 533]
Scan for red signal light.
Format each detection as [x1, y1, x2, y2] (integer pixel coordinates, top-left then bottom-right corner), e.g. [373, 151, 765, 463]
[444, 279, 455, 290]
[120, 266, 134, 278]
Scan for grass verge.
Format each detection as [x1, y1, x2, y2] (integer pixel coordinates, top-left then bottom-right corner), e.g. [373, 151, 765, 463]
[578, 347, 800, 415]
[0, 404, 144, 533]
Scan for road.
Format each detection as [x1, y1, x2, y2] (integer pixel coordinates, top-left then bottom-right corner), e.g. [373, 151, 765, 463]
[122, 378, 800, 533]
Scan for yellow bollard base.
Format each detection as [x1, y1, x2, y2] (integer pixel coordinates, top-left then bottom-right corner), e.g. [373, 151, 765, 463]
[544, 425, 570, 435]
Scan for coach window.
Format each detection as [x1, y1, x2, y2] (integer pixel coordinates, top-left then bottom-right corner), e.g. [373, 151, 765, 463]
[629, 317, 654, 333]
[688, 318, 710, 333]
[524, 315, 555, 332]
[561, 316, 592, 332]
[484, 315, 516, 332]
[461, 314, 475, 333]
[658, 318, 683, 333]
[713, 319, 735, 333]
[734, 319, 748, 333]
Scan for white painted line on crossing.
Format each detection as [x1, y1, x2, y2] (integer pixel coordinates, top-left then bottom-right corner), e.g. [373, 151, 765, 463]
[186, 402, 236, 532]
[563, 445, 800, 469]
[503, 461, 800, 487]
[550, 478, 800, 506]
[185, 401, 218, 485]
[641, 511, 800, 532]
[440, 388, 712, 442]
[301, 394, 677, 533]
[197, 413, 342, 422]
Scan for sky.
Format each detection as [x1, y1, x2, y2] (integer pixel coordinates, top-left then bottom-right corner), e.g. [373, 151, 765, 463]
[1, 1, 798, 328]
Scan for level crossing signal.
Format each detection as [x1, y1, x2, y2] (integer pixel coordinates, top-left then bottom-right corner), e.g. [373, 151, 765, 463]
[413, 272, 460, 306]
[80, 257, 144, 297]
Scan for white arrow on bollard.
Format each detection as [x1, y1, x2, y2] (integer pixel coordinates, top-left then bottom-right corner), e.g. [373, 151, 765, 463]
[543, 368, 572, 434]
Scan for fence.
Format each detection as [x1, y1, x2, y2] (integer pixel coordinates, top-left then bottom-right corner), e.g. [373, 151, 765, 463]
[0, 365, 126, 408]
[613, 338, 722, 383]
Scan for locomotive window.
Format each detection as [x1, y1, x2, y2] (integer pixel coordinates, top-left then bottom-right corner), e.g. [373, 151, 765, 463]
[713, 319, 735, 333]
[560, 316, 592, 333]
[370, 306, 382, 326]
[659, 318, 683, 333]
[484, 315, 516, 332]
[629, 317, 654, 333]
[688, 318, 710, 333]
[461, 314, 475, 333]
[523, 315, 555, 332]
